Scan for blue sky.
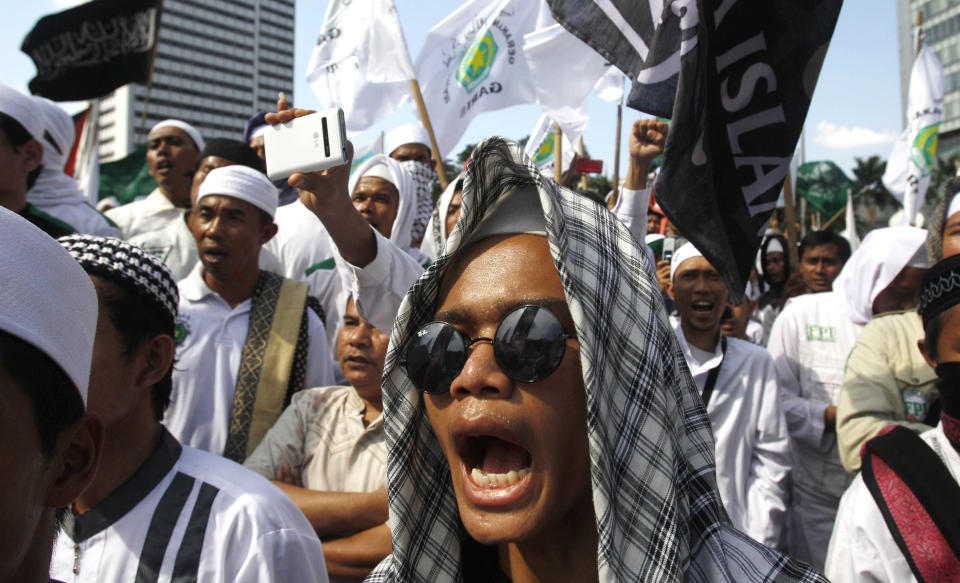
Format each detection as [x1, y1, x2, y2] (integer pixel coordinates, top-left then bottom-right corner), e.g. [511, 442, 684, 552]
[4, 0, 902, 179]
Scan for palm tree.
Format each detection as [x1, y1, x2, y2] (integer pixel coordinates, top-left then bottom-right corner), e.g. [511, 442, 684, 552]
[851, 155, 897, 229]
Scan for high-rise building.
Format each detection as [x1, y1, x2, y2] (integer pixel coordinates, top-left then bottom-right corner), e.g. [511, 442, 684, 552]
[898, 0, 960, 157]
[97, 0, 294, 161]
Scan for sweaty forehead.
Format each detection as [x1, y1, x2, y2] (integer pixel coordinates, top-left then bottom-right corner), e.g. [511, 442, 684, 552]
[436, 234, 570, 329]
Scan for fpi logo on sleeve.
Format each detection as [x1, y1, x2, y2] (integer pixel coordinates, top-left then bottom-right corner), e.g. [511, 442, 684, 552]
[806, 325, 836, 342]
[456, 31, 497, 93]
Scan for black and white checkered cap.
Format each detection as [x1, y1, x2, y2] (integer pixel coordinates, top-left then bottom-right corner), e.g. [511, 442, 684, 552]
[58, 235, 179, 325]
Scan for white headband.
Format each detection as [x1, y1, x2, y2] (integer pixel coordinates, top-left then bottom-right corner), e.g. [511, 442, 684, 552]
[149, 119, 205, 151]
[249, 124, 269, 142]
[197, 165, 278, 218]
[670, 242, 704, 280]
[0, 207, 97, 403]
[0, 82, 43, 140]
[948, 193, 960, 221]
[385, 123, 431, 157]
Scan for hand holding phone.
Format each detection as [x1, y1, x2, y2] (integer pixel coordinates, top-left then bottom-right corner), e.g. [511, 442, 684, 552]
[264, 108, 348, 181]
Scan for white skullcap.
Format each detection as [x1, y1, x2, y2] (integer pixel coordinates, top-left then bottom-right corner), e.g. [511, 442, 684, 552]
[0, 207, 97, 403]
[33, 96, 75, 171]
[149, 119, 205, 151]
[765, 237, 784, 254]
[0, 82, 43, 141]
[362, 161, 396, 185]
[385, 123, 431, 157]
[197, 165, 278, 218]
[670, 242, 705, 280]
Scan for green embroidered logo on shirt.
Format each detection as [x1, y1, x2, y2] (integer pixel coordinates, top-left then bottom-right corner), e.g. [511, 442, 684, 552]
[174, 320, 189, 345]
[806, 325, 836, 342]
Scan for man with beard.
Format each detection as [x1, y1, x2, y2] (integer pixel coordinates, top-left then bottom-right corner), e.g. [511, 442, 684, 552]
[826, 253, 960, 582]
[384, 123, 435, 248]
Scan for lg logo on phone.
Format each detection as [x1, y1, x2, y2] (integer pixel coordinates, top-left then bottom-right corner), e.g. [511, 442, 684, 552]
[313, 132, 320, 148]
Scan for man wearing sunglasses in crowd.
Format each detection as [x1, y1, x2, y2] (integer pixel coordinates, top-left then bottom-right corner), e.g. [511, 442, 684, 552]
[283, 130, 825, 581]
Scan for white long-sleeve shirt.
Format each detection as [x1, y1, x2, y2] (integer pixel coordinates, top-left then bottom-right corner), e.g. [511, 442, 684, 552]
[673, 322, 792, 548]
[825, 423, 959, 583]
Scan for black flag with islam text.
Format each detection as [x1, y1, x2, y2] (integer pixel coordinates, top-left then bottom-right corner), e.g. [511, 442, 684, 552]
[547, 0, 842, 300]
[21, 0, 162, 102]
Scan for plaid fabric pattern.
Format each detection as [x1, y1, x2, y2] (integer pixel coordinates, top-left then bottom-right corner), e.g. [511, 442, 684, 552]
[367, 138, 825, 582]
[400, 160, 434, 243]
[59, 234, 178, 327]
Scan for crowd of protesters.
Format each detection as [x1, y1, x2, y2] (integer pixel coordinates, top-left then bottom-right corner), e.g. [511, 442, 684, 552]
[2, 78, 959, 583]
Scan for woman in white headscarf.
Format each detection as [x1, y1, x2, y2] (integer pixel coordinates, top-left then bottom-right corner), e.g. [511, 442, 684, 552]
[366, 137, 825, 582]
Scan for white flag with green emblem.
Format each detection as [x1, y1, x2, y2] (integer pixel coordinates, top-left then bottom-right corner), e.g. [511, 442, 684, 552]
[882, 45, 944, 225]
[306, 0, 415, 133]
[524, 113, 575, 173]
[414, 0, 541, 157]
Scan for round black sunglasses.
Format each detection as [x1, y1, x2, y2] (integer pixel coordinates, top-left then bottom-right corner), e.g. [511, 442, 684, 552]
[403, 304, 577, 395]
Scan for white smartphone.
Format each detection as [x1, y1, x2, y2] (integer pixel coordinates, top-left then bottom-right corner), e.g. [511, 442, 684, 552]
[264, 108, 348, 181]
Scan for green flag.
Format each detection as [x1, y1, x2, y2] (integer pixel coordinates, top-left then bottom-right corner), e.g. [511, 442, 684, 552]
[98, 145, 156, 205]
[797, 161, 852, 218]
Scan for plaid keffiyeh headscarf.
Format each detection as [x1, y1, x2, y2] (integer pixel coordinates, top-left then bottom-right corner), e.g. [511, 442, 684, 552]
[368, 138, 825, 582]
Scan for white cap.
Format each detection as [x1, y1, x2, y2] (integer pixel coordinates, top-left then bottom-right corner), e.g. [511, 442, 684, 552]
[0, 82, 43, 141]
[33, 97, 75, 171]
[670, 242, 704, 280]
[385, 123, 430, 157]
[149, 119, 205, 151]
[765, 237, 784, 254]
[0, 207, 97, 403]
[197, 165, 278, 218]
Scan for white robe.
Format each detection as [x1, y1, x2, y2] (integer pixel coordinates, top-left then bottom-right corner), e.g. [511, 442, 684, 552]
[673, 323, 792, 549]
[767, 291, 859, 567]
[825, 423, 960, 583]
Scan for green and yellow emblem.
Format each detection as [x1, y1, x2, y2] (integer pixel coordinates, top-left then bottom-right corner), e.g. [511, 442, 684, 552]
[457, 31, 497, 93]
[174, 320, 189, 345]
[532, 134, 555, 165]
[910, 123, 940, 177]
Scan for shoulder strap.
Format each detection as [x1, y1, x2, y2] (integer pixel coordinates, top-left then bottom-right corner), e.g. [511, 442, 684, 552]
[700, 336, 727, 406]
[224, 272, 309, 462]
[861, 426, 960, 582]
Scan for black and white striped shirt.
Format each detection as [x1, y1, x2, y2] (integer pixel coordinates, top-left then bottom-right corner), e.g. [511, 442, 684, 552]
[51, 429, 328, 582]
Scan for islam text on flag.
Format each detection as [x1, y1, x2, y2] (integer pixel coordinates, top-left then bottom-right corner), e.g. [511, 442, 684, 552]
[524, 113, 576, 173]
[546, 0, 842, 300]
[414, 0, 541, 158]
[306, 0, 415, 133]
[882, 45, 944, 225]
[20, 0, 161, 101]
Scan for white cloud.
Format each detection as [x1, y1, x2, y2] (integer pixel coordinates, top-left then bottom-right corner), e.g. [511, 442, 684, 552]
[812, 120, 899, 150]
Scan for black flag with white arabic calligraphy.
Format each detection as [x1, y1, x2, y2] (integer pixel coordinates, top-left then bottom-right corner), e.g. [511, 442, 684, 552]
[21, 0, 162, 102]
[546, 0, 842, 300]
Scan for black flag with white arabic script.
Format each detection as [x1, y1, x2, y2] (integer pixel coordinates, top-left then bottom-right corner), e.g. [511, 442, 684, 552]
[546, 0, 842, 300]
[21, 0, 162, 102]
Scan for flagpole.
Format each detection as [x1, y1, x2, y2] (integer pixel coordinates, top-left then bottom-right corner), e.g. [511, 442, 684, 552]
[409, 79, 449, 189]
[782, 168, 800, 270]
[136, 0, 165, 146]
[578, 138, 588, 190]
[554, 123, 563, 182]
[612, 89, 623, 194]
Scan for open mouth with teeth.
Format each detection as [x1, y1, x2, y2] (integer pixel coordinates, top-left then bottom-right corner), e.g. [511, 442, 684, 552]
[460, 435, 533, 489]
[691, 300, 714, 314]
